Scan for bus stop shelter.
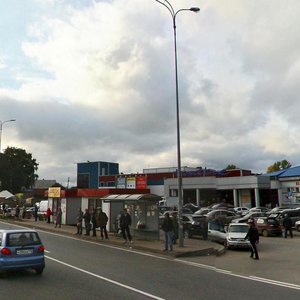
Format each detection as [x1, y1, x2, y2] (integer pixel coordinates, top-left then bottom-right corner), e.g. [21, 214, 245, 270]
[102, 194, 162, 240]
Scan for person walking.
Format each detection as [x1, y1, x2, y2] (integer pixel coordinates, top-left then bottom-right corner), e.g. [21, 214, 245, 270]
[46, 207, 52, 224]
[120, 208, 132, 243]
[55, 208, 62, 228]
[76, 208, 83, 235]
[161, 212, 174, 251]
[97, 207, 109, 240]
[245, 220, 259, 260]
[91, 208, 98, 237]
[282, 214, 293, 238]
[83, 209, 91, 236]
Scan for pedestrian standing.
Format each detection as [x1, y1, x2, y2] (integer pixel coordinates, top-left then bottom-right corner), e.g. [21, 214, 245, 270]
[120, 208, 132, 243]
[15, 205, 20, 219]
[83, 209, 91, 236]
[282, 214, 293, 238]
[76, 208, 83, 235]
[91, 208, 97, 237]
[161, 212, 174, 251]
[245, 220, 259, 260]
[46, 207, 52, 224]
[97, 208, 109, 240]
[55, 208, 62, 228]
[33, 204, 38, 221]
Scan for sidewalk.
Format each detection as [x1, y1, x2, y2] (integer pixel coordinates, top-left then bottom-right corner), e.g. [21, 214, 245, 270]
[1, 217, 225, 258]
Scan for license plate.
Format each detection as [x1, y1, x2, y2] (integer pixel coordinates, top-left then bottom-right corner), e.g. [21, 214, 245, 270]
[16, 249, 33, 255]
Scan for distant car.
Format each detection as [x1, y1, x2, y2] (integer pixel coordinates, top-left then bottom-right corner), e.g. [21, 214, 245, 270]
[254, 217, 282, 237]
[226, 223, 251, 249]
[231, 212, 265, 223]
[234, 207, 250, 216]
[249, 207, 270, 213]
[205, 209, 238, 225]
[193, 208, 212, 216]
[0, 229, 45, 275]
[183, 203, 199, 213]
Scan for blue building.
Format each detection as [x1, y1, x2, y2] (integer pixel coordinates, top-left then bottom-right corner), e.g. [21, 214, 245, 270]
[77, 161, 119, 188]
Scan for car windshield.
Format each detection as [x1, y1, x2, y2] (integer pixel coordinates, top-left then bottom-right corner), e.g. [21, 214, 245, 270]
[7, 232, 41, 247]
[229, 225, 249, 233]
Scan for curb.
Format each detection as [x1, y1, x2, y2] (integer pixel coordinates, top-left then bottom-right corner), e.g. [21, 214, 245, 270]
[1, 218, 225, 258]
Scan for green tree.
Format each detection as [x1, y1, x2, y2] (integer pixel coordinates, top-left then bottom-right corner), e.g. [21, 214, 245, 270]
[266, 160, 291, 173]
[225, 164, 237, 170]
[0, 147, 39, 193]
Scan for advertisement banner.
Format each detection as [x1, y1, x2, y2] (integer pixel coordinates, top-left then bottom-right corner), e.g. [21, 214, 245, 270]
[126, 177, 136, 189]
[116, 177, 126, 188]
[136, 176, 147, 189]
[48, 187, 61, 198]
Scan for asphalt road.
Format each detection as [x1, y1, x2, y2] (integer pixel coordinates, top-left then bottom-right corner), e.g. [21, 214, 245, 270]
[0, 222, 299, 299]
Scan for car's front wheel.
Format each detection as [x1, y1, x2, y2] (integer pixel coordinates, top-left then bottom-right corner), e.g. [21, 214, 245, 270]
[297, 225, 300, 232]
[262, 229, 269, 237]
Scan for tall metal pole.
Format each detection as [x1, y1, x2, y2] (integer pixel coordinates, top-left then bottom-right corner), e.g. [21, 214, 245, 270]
[0, 119, 16, 153]
[154, 1, 200, 247]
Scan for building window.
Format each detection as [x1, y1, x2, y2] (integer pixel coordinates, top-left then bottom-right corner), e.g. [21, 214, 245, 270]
[169, 189, 178, 197]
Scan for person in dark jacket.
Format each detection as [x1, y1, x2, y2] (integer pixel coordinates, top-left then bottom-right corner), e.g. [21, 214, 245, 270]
[161, 213, 174, 251]
[83, 209, 91, 236]
[119, 208, 132, 243]
[76, 208, 83, 235]
[55, 208, 62, 228]
[97, 208, 109, 240]
[282, 214, 293, 238]
[245, 220, 259, 260]
[91, 208, 98, 237]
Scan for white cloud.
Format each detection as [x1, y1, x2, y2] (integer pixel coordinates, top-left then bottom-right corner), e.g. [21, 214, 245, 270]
[1, 0, 300, 185]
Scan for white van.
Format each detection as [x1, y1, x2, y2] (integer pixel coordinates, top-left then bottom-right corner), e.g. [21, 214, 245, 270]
[38, 200, 49, 218]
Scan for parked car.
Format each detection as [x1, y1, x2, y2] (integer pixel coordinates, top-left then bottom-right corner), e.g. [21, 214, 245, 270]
[268, 209, 300, 226]
[0, 229, 45, 275]
[226, 223, 251, 249]
[193, 208, 212, 216]
[234, 207, 250, 216]
[210, 203, 235, 210]
[207, 220, 227, 244]
[205, 209, 238, 225]
[183, 203, 199, 213]
[249, 207, 270, 213]
[231, 212, 265, 223]
[254, 217, 282, 237]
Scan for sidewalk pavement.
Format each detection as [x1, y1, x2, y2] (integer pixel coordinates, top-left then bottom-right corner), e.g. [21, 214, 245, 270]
[1, 217, 225, 258]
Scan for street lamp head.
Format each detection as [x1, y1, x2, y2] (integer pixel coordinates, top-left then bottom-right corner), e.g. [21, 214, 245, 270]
[190, 7, 200, 13]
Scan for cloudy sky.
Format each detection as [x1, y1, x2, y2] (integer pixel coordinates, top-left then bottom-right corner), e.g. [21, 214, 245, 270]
[0, 0, 299, 187]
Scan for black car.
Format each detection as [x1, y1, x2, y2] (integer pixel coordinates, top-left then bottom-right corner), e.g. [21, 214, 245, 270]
[231, 211, 265, 223]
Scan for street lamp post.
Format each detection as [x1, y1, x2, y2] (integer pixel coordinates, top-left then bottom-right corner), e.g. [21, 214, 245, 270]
[155, 1, 199, 247]
[0, 119, 16, 153]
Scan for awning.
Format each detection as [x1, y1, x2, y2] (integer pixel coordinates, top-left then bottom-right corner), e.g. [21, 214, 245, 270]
[102, 193, 162, 202]
[0, 190, 14, 199]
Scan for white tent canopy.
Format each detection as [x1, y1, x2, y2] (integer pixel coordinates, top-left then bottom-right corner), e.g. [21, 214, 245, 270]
[0, 190, 14, 199]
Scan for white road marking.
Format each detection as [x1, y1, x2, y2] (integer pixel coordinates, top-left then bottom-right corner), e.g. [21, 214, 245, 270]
[3, 221, 300, 291]
[45, 255, 165, 300]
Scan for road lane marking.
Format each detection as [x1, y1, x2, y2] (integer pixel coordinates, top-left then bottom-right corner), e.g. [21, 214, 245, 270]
[45, 255, 165, 300]
[4, 222, 300, 291]
[175, 258, 300, 291]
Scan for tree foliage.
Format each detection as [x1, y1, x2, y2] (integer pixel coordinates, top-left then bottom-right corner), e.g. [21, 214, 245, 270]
[225, 164, 237, 170]
[0, 147, 39, 193]
[266, 160, 291, 173]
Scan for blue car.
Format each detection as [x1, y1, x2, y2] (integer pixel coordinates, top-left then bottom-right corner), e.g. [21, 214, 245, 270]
[0, 229, 45, 275]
